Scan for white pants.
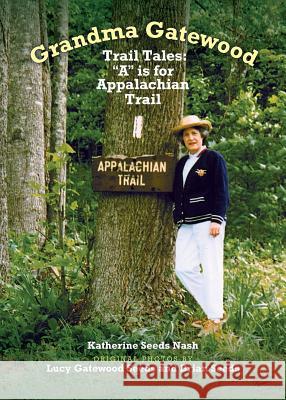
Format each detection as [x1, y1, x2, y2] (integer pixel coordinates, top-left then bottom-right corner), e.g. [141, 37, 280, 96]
[175, 221, 225, 320]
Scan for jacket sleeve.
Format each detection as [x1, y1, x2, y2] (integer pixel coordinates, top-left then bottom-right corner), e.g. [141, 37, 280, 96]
[211, 154, 229, 224]
[170, 162, 179, 203]
[171, 160, 184, 225]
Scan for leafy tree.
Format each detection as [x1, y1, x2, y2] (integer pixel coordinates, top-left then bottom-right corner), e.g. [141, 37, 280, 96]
[184, 0, 286, 246]
[215, 90, 286, 246]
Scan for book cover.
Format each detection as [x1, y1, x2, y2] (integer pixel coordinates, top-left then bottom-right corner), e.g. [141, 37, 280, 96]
[0, 0, 285, 399]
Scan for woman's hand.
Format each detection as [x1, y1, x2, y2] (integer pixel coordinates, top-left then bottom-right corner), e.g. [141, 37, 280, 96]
[210, 222, 221, 237]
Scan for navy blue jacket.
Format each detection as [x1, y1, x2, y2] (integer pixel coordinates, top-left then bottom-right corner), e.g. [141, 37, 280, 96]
[172, 148, 229, 226]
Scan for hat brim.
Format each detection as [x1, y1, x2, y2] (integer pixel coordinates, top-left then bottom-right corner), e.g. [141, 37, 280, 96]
[173, 121, 212, 137]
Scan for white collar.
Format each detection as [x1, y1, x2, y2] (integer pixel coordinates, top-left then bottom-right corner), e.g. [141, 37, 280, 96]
[188, 145, 206, 158]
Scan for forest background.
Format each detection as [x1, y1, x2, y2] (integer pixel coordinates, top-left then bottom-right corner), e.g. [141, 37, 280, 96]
[0, 0, 285, 362]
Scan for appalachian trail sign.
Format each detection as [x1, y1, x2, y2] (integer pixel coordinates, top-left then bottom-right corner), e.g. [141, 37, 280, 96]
[92, 154, 176, 193]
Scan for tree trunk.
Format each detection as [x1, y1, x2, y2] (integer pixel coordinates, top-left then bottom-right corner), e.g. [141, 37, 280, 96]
[48, 0, 68, 241]
[0, 0, 10, 280]
[87, 0, 190, 323]
[7, 0, 46, 236]
[225, 0, 245, 103]
[39, 0, 52, 196]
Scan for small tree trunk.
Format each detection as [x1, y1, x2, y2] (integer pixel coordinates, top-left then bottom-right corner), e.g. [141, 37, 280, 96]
[7, 0, 46, 236]
[48, 0, 69, 295]
[225, 0, 245, 103]
[48, 0, 68, 244]
[39, 0, 52, 196]
[0, 0, 10, 281]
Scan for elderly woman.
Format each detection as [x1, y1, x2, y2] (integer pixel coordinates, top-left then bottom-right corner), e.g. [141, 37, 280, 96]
[172, 115, 229, 336]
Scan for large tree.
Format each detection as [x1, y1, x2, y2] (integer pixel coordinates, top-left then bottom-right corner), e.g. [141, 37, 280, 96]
[7, 0, 46, 236]
[86, 0, 190, 322]
[0, 0, 10, 280]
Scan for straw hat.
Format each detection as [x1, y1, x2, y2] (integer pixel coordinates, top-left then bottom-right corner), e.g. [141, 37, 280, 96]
[172, 115, 212, 137]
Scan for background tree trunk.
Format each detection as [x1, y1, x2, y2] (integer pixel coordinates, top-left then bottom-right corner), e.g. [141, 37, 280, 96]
[39, 0, 52, 197]
[48, 0, 69, 241]
[225, 0, 245, 103]
[87, 0, 190, 322]
[0, 0, 10, 280]
[7, 0, 46, 236]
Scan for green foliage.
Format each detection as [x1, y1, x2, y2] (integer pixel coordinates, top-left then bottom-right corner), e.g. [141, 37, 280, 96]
[0, 259, 68, 350]
[66, 0, 112, 157]
[46, 0, 112, 159]
[184, 1, 286, 248]
[66, 163, 98, 275]
[224, 240, 286, 355]
[213, 90, 286, 246]
[246, 50, 286, 106]
[1, 235, 285, 360]
[0, 162, 99, 357]
[185, 74, 214, 115]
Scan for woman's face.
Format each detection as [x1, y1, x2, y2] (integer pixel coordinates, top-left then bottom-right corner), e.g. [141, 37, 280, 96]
[182, 127, 203, 154]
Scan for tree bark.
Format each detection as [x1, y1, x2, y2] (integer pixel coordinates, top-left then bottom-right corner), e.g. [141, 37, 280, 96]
[0, 0, 10, 280]
[225, 0, 245, 103]
[7, 0, 46, 236]
[86, 0, 190, 323]
[39, 0, 52, 195]
[48, 0, 68, 239]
